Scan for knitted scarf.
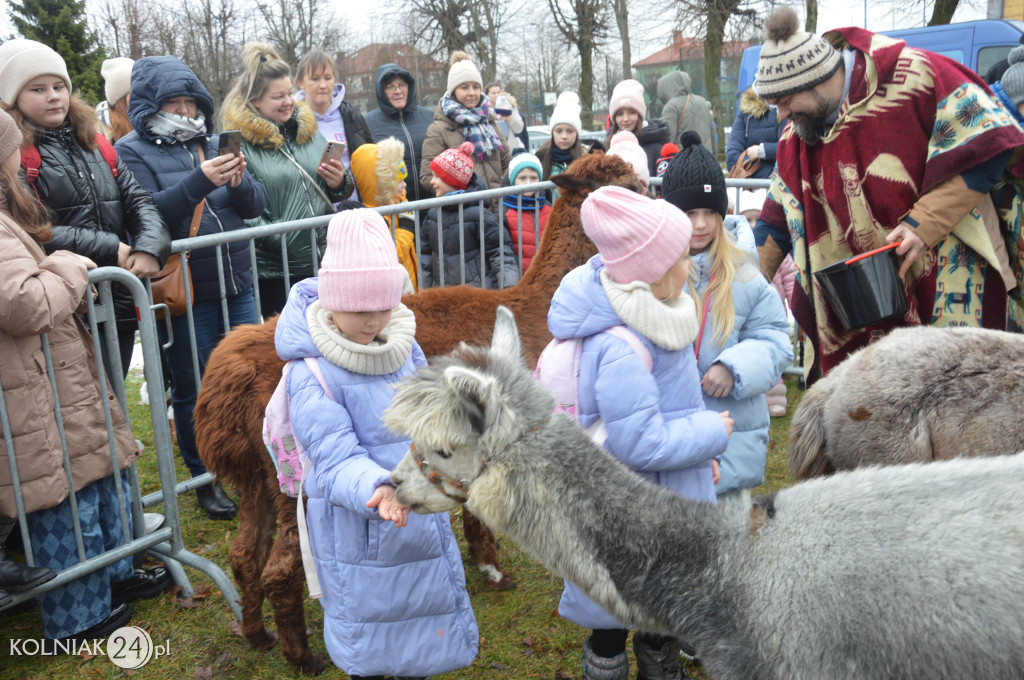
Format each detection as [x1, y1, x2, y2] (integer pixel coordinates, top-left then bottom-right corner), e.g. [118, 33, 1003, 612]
[761, 27, 1024, 376]
[551, 146, 574, 164]
[440, 92, 505, 161]
[501, 193, 546, 211]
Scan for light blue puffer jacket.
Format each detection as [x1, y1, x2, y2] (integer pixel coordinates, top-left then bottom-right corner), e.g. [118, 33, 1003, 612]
[689, 217, 792, 496]
[548, 256, 729, 629]
[274, 279, 478, 676]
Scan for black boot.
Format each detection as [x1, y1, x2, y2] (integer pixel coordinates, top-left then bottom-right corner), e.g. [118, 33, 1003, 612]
[195, 482, 237, 520]
[111, 566, 172, 606]
[0, 547, 57, 593]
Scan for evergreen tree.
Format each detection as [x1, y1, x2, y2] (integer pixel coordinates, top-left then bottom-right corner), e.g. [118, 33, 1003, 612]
[7, 0, 107, 104]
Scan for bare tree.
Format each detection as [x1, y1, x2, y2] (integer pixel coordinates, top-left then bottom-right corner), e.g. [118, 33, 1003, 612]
[252, 0, 350, 69]
[545, 0, 611, 125]
[466, 0, 518, 83]
[610, 0, 632, 81]
[93, 0, 160, 58]
[404, 0, 473, 59]
[178, 0, 252, 107]
[805, 0, 817, 32]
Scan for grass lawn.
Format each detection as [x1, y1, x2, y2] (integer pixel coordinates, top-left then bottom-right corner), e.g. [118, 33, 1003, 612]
[0, 370, 801, 679]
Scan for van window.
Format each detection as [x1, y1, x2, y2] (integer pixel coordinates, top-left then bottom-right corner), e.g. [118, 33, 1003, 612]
[979, 46, 1016, 78]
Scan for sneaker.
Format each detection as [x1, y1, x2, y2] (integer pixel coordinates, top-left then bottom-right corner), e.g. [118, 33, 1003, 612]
[143, 513, 165, 535]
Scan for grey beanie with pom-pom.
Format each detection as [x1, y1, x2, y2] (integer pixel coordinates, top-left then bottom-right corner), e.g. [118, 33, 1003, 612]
[1000, 45, 1024, 106]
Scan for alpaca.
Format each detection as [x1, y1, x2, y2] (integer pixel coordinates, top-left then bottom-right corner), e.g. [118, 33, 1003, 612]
[386, 306, 1024, 680]
[788, 325, 1024, 479]
[192, 153, 643, 674]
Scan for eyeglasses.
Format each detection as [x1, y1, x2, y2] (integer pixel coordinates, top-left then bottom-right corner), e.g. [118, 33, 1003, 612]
[385, 83, 409, 93]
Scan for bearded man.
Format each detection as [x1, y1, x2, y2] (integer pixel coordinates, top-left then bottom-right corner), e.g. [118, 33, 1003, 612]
[752, 6, 1024, 382]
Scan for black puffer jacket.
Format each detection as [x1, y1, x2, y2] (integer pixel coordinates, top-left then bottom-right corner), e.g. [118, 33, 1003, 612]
[31, 126, 169, 322]
[363, 63, 435, 203]
[419, 173, 522, 289]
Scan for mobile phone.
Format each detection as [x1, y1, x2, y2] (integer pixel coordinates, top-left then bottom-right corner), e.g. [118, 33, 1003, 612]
[218, 130, 242, 157]
[319, 141, 346, 167]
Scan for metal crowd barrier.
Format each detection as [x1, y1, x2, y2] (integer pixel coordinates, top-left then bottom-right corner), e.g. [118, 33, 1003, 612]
[0, 267, 241, 620]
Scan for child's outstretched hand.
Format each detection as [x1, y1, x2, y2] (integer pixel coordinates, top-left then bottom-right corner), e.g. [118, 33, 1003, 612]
[701, 363, 735, 398]
[367, 484, 409, 527]
[711, 458, 721, 484]
[719, 410, 734, 438]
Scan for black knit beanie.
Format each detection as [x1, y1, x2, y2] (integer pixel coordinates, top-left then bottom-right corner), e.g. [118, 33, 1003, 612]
[661, 131, 728, 218]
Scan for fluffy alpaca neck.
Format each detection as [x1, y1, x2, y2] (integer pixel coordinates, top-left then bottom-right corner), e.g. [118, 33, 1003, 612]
[469, 416, 728, 639]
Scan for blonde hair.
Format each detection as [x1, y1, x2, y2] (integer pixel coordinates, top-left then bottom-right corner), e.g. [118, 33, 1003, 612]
[221, 42, 291, 126]
[690, 214, 756, 346]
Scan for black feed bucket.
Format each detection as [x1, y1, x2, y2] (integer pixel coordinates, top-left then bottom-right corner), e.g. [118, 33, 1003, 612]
[813, 243, 908, 331]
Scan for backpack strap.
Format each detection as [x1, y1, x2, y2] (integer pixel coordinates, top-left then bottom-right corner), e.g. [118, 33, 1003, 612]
[19, 144, 43, 202]
[603, 326, 653, 371]
[302, 357, 336, 402]
[94, 133, 119, 178]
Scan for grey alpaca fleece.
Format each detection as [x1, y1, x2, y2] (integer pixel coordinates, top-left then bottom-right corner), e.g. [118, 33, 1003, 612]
[789, 325, 1024, 478]
[387, 307, 1024, 680]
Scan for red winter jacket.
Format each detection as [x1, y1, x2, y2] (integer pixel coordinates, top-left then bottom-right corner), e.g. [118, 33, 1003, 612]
[503, 203, 552, 272]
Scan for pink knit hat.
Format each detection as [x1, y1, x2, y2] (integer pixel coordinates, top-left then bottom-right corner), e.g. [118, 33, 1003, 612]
[608, 78, 647, 121]
[318, 209, 405, 312]
[607, 130, 650, 187]
[430, 141, 475, 190]
[581, 186, 693, 285]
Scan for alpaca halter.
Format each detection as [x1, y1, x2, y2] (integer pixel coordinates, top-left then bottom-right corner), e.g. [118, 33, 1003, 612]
[411, 443, 470, 504]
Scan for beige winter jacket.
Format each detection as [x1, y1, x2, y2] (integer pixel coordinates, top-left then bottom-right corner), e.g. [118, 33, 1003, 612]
[0, 202, 138, 516]
[419, 104, 511, 208]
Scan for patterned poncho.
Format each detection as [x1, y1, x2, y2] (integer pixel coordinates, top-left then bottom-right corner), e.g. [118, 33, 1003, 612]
[760, 27, 1024, 377]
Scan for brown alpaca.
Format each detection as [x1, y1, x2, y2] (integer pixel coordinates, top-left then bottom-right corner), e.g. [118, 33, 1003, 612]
[193, 153, 642, 674]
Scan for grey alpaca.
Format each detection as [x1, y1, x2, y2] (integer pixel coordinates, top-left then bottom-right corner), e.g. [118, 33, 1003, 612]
[788, 325, 1024, 479]
[386, 307, 1024, 680]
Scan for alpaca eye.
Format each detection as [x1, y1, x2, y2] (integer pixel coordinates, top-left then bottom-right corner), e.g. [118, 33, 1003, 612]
[435, 449, 452, 459]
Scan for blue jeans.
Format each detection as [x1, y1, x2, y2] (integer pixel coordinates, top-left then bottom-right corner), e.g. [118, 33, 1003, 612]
[159, 290, 258, 477]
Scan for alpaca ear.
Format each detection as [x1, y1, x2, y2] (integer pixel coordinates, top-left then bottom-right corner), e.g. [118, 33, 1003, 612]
[443, 366, 498, 435]
[492, 306, 522, 363]
[550, 172, 601, 195]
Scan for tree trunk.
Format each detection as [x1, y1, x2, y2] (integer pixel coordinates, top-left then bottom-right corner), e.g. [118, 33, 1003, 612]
[804, 0, 818, 33]
[579, 36, 595, 128]
[613, 0, 632, 81]
[928, 0, 959, 26]
[704, 0, 727, 160]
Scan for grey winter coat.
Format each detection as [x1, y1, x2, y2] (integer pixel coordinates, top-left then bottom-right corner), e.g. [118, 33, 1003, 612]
[657, 71, 715, 153]
[363, 63, 435, 203]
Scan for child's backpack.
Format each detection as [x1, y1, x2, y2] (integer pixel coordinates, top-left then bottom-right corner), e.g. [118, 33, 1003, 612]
[534, 326, 653, 445]
[263, 356, 336, 599]
[20, 133, 118, 202]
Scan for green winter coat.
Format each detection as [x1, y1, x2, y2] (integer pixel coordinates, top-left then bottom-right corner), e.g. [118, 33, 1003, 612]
[223, 98, 353, 280]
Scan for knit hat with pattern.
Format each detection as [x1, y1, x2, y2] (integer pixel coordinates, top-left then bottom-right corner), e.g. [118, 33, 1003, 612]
[548, 91, 582, 135]
[101, 57, 134, 105]
[0, 109, 22, 165]
[1001, 45, 1024, 106]
[608, 79, 647, 121]
[661, 131, 728, 218]
[582, 185, 693, 285]
[754, 6, 841, 101]
[318, 209, 405, 312]
[430, 141, 476, 190]
[447, 51, 483, 96]
[607, 130, 650, 187]
[0, 39, 72, 104]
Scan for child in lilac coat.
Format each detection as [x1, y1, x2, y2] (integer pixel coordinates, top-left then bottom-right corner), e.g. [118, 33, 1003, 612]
[273, 209, 478, 679]
[546, 185, 732, 680]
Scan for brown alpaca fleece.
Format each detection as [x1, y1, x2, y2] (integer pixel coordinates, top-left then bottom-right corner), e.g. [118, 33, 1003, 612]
[193, 152, 643, 673]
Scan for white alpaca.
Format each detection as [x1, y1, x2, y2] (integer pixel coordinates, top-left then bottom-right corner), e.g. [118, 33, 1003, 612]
[789, 325, 1024, 478]
[386, 307, 1024, 680]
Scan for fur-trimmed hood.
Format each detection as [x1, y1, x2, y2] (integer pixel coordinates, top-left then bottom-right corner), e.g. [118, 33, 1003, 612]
[739, 87, 770, 119]
[223, 96, 319, 151]
[350, 136, 407, 207]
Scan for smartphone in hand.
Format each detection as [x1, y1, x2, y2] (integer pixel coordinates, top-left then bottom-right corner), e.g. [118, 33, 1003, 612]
[319, 140, 346, 167]
[218, 130, 242, 157]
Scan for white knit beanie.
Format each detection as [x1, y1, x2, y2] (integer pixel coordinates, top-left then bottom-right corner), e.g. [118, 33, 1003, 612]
[608, 79, 647, 121]
[548, 91, 582, 135]
[754, 6, 841, 100]
[447, 51, 483, 96]
[101, 57, 135, 105]
[0, 39, 72, 104]
[318, 209, 405, 313]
